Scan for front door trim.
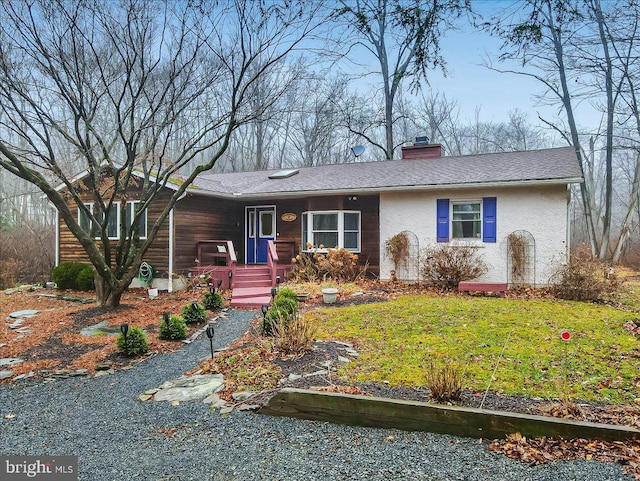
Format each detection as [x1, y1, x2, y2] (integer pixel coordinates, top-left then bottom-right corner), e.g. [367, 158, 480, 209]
[245, 205, 276, 264]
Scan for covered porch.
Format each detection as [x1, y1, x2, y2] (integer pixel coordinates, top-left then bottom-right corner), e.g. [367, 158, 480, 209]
[188, 238, 296, 308]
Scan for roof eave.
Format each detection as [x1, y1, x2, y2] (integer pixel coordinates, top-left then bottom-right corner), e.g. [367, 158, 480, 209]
[184, 176, 584, 200]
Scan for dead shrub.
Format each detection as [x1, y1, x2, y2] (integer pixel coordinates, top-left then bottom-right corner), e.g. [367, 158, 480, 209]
[507, 232, 528, 284]
[385, 232, 410, 271]
[0, 223, 54, 288]
[290, 247, 366, 283]
[0, 258, 20, 289]
[425, 359, 465, 402]
[272, 313, 317, 356]
[550, 248, 622, 302]
[422, 245, 488, 289]
[289, 252, 320, 282]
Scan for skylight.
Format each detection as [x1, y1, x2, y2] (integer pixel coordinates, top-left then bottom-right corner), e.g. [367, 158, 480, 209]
[268, 169, 299, 179]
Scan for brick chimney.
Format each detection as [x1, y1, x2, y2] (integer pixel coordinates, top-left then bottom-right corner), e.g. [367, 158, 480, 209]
[401, 137, 442, 159]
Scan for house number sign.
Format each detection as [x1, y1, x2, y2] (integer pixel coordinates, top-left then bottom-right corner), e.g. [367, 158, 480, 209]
[281, 213, 297, 222]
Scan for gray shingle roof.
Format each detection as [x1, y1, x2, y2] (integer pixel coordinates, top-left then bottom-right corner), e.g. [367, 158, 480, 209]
[191, 146, 582, 199]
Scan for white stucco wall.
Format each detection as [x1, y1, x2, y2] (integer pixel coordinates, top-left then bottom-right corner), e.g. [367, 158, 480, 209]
[379, 184, 571, 286]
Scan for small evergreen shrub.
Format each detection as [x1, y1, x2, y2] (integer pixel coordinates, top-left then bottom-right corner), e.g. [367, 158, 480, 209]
[181, 302, 207, 323]
[551, 248, 622, 302]
[158, 314, 187, 341]
[116, 326, 149, 356]
[75, 265, 95, 291]
[263, 294, 298, 336]
[203, 291, 224, 310]
[422, 245, 488, 289]
[277, 287, 299, 303]
[52, 262, 95, 290]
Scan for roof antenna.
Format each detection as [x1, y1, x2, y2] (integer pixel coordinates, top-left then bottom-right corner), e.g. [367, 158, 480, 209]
[351, 145, 365, 158]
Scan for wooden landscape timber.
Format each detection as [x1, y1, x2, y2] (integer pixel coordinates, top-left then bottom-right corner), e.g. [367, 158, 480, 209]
[259, 388, 640, 442]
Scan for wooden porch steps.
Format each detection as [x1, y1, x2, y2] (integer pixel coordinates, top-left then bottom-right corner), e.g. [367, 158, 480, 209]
[234, 266, 272, 287]
[230, 286, 273, 309]
[231, 265, 275, 308]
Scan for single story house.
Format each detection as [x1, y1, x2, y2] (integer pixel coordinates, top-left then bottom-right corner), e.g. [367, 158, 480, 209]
[56, 142, 583, 304]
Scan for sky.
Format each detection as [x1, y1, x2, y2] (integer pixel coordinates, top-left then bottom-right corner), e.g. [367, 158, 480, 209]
[337, 1, 602, 133]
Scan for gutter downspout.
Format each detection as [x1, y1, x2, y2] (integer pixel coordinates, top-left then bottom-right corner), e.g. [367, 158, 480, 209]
[168, 207, 174, 293]
[168, 192, 186, 293]
[55, 209, 60, 266]
[566, 184, 572, 263]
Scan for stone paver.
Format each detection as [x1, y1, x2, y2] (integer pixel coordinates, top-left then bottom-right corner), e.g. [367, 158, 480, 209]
[0, 358, 24, 368]
[8, 310, 38, 319]
[80, 320, 121, 337]
[153, 374, 225, 402]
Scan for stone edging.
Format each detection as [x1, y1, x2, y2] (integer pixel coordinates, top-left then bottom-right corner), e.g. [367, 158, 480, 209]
[259, 388, 640, 442]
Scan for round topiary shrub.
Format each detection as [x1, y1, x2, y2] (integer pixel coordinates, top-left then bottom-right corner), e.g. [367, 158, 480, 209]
[75, 264, 95, 291]
[158, 314, 187, 341]
[181, 302, 207, 323]
[263, 294, 298, 336]
[277, 287, 299, 303]
[203, 292, 224, 311]
[116, 326, 149, 356]
[52, 262, 94, 290]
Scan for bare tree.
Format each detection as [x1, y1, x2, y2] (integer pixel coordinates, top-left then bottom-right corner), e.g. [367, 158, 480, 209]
[334, 0, 470, 160]
[0, 0, 325, 305]
[488, 0, 640, 260]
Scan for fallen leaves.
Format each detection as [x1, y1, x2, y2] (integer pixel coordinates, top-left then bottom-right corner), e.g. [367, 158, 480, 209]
[311, 385, 369, 396]
[489, 433, 640, 480]
[540, 401, 640, 429]
[0, 287, 218, 379]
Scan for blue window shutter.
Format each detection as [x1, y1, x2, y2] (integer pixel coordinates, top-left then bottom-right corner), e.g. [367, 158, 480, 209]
[436, 199, 449, 242]
[483, 197, 497, 243]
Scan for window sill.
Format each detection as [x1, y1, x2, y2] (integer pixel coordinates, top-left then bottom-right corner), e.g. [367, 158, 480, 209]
[448, 239, 485, 248]
[302, 249, 361, 254]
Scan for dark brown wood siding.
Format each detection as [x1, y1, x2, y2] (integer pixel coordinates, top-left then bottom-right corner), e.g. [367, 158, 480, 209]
[60, 187, 381, 275]
[58, 187, 171, 273]
[173, 194, 244, 272]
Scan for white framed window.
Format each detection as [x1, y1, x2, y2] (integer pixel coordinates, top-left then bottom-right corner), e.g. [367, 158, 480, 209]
[78, 203, 93, 235]
[260, 210, 274, 237]
[248, 210, 255, 238]
[125, 201, 147, 239]
[302, 211, 361, 252]
[451, 201, 481, 239]
[78, 201, 148, 240]
[77, 202, 120, 240]
[96, 202, 120, 240]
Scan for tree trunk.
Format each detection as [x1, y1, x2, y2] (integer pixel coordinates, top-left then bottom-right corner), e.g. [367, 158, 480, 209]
[385, 94, 394, 160]
[593, 0, 614, 260]
[93, 268, 125, 307]
[612, 151, 640, 263]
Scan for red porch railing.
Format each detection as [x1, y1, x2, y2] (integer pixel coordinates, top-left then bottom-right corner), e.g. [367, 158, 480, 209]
[273, 238, 296, 281]
[193, 240, 237, 288]
[267, 240, 279, 287]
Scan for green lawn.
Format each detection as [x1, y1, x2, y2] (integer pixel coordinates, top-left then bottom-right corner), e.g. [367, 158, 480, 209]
[620, 279, 640, 310]
[307, 294, 639, 404]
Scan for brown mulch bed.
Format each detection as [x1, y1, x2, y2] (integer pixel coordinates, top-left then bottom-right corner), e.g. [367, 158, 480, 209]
[0, 286, 226, 378]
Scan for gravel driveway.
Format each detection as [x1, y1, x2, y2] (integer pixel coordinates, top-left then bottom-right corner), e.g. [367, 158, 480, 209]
[0, 309, 632, 480]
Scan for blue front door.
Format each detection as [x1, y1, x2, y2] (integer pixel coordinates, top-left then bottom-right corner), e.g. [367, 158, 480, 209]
[246, 206, 275, 264]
